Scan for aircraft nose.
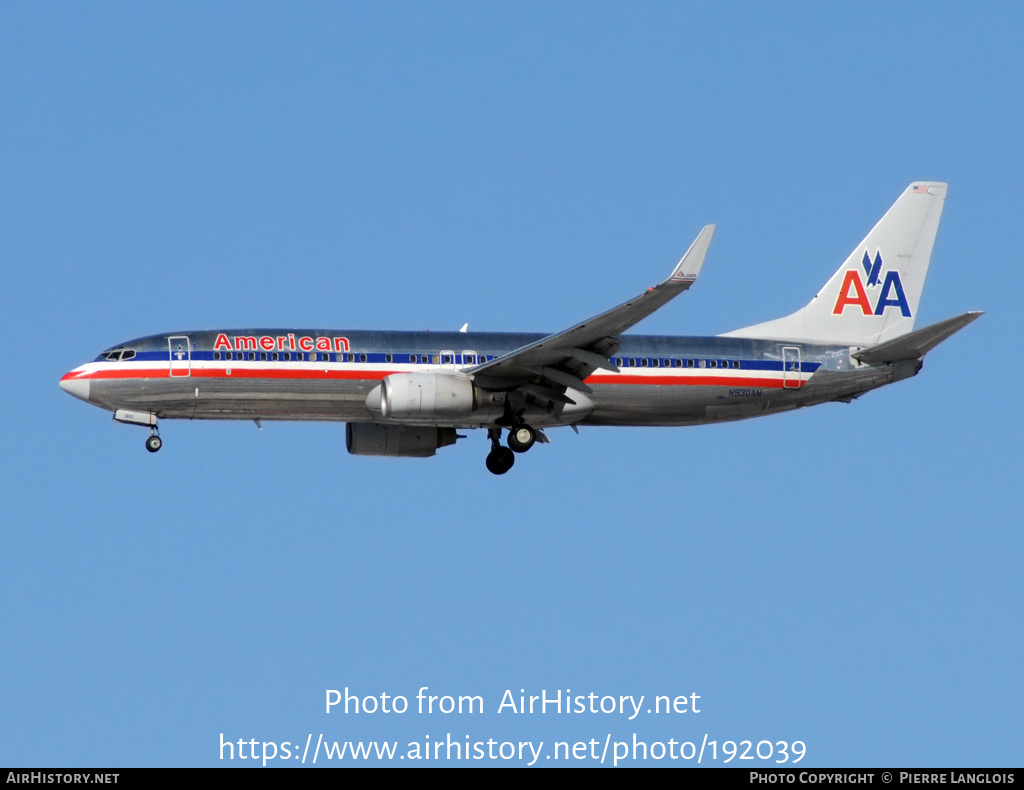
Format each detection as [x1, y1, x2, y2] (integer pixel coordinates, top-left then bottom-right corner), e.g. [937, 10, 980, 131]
[59, 372, 90, 402]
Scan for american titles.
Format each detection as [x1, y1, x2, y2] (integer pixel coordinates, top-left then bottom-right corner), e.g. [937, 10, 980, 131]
[213, 333, 351, 353]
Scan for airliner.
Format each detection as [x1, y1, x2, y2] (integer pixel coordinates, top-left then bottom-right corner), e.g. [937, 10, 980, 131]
[60, 182, 979, 474]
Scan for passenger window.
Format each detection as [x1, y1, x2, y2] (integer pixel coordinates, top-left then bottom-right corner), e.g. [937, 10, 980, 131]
[359, 354, 367, 363]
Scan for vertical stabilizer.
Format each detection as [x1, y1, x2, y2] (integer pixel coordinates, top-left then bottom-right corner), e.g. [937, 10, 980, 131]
[722, 182, 947, 345]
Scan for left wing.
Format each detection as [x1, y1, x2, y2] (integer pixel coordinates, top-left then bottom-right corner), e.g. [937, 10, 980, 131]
[470, 225, 715, 397]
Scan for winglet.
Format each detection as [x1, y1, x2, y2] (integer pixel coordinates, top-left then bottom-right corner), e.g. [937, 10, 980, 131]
[669, 225, 716, 283]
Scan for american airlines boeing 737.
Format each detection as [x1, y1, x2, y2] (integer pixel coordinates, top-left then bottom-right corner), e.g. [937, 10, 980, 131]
[60, 182, 979, 474]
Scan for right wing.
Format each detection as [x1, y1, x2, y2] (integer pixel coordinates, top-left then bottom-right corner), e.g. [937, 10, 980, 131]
[469, 225, 715, 399]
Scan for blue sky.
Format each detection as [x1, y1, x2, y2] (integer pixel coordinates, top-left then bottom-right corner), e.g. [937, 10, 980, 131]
[2, 2, 1021, 767]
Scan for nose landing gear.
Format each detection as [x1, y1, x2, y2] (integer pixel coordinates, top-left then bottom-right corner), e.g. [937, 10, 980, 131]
[112, 410, 163, 453]
[145, 429, 162, 453]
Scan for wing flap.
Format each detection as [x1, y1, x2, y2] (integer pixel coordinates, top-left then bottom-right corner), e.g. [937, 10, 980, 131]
[562, 346, 620, 373]
[527, 366, 594, 394]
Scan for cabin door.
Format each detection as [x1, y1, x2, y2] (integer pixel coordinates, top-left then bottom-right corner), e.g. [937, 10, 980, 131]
[782, 346, 801, 389]
[169, 336, 192, 377]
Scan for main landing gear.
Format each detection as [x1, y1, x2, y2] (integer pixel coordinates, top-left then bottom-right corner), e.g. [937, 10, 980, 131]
[485, 424, 539, 475]
[485, 428, 515, 475]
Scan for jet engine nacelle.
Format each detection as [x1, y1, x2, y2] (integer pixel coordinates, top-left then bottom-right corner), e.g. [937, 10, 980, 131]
[346, 423, 458, 457]
[373, 372, 477, 420]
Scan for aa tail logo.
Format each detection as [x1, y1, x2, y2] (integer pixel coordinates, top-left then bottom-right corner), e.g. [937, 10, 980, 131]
[832, 251, 912, 318]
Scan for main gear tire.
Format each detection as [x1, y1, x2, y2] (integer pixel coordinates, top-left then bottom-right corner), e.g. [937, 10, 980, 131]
[507, 425, 536, 454]
[485, 447, 515, 475]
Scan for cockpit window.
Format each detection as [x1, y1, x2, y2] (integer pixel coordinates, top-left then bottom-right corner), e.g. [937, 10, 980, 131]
[98, 348, 136, 361]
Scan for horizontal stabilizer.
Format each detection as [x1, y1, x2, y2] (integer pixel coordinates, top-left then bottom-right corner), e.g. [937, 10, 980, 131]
[851, 311, 982, 364]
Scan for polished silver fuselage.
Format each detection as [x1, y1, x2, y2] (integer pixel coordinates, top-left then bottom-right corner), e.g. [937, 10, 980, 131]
[61, 329, 914, 429]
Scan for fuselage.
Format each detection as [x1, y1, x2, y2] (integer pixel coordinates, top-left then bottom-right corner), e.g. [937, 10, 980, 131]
[60, 328, 911, 428]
